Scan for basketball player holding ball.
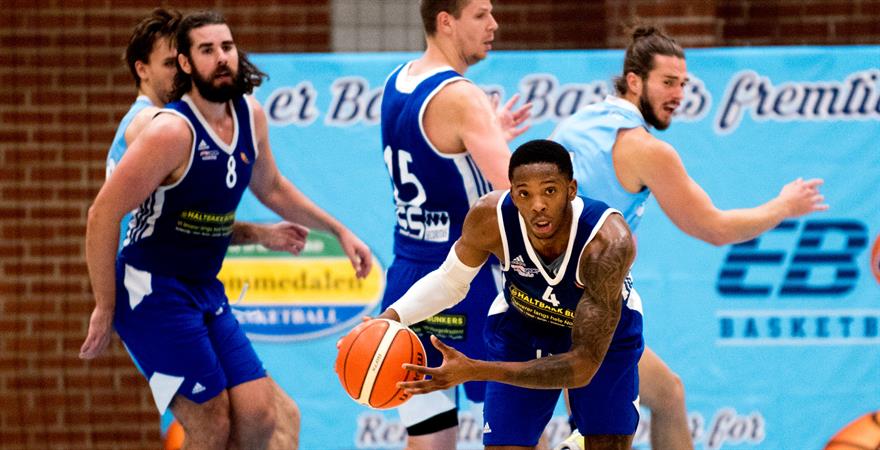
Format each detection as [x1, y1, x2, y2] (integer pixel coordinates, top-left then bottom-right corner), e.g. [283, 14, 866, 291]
[380, 139, 644, 449]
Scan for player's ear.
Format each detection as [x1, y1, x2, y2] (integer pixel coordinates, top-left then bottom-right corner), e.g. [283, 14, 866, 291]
[178, 53, 192, 75]
[134, 60, 149, 83]
[436, 11, 453, 35]
[626, 72, 642, 97]
[568, 178, 577, 200]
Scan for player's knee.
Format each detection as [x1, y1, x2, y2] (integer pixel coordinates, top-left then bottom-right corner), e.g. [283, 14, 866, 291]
[202, 420, 232, 449]
[182, 404, 232, 448]
[243, 401, 277, 439]
[289, 398, 301, 430]
[278, 394, 301, 432]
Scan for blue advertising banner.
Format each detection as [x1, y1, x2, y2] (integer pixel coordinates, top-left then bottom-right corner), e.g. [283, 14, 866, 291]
[218, 46, 880, 449]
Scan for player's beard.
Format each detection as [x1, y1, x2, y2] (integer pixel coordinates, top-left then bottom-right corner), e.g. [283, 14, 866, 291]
[192, 65, 239, 103]
[639, 94, 670, 131]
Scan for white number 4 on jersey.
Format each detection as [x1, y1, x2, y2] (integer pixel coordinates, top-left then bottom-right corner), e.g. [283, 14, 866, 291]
[542, 286, 560, 307]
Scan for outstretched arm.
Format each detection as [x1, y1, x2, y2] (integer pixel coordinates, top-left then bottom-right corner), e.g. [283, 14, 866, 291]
[622, 129, 827, 245]
[400, 213, 635, 392]
[247, 97, 371, 278]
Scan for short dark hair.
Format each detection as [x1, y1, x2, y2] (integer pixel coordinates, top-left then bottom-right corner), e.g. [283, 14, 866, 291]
[170, 10, 267, 101]
[509, 139, 573, 181]
[420, 0, 470, 35]
[124, 8, 181, 88]
[613, 25, 684, 96]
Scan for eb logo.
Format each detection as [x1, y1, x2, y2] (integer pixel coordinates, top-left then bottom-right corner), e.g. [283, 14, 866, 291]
[717, 220, 868, 296]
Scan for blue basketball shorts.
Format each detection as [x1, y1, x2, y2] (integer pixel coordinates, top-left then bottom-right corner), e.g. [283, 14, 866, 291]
[481, 307, 644, 446]
[113, 262, 266, 414]
[381, 256, 500, 405]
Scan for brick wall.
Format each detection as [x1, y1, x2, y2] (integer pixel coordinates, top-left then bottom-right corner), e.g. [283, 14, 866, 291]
[495, 0, 880, 48]
[0, 1, 877, 449]
[0, 3, 331, 449]
[717, 0, 880, 45]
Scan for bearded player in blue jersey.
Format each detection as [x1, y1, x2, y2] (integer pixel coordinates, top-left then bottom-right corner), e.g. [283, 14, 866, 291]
[109, 9, 309, 259]
[379, 1, 530, 448]
[82, 11, 372, 450]
[380, 139, 643, 449]
[102, 9, 309, 449]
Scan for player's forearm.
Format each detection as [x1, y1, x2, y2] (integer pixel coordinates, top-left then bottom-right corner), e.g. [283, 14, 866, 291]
[387, 247, 481, 325]
[705, 199, 789, 245]
[229, 221, 263, 245]
[387, 267, 470, 326]
[464, 136, 511, 190]
[85, 205, 121, 312]
[470, 353, 596, 389]
[262, 178, 346, 236]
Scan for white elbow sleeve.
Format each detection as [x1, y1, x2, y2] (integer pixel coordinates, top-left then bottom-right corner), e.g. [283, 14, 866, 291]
[389, 247, 483, 326]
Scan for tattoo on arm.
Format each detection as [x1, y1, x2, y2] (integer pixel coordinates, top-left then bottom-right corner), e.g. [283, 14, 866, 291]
[571, 214, 634, 377]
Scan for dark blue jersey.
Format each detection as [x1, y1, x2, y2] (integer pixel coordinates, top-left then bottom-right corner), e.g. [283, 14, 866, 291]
[381, 62, 493, 262]
[119, 94, 257, 280]
[492, 192, 639, 354]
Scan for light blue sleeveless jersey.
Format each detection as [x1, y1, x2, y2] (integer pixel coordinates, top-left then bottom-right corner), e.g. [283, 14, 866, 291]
[381, 62, 493, 262]
[106, 96, 153, 249]
[119, 94, 257, 280]
[553, 96, 651, 230]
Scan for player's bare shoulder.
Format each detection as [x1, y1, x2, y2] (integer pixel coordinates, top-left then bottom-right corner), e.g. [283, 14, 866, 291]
[244, 94, 265, 113]
[422, 77, 488, 154]
[137, 112, 194, 167]
[147, 110, 191, 139]
[619, 126, 675, 157]
[579, 212, 634, 279]
[460, 190, 505, 252]
[124, 105, 162, 145]
[615, 125, 680, 180]
[430, 78, 485, 115]
[616, 124, 654, 149]
[245, 95, 270, 140]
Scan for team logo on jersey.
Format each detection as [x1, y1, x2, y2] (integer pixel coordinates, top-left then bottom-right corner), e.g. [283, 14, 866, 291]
[199, 139, 219, 161]
[218, 229, 384, 341]
[508, 284, 575, 328]
[510, 255, 539, 278]
[240, 151, 251, 165]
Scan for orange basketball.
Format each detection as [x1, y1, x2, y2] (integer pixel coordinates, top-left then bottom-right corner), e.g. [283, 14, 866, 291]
[164, 419, 184, 450]
[335, 318, 426, 409]
[824, 411, 880, 450]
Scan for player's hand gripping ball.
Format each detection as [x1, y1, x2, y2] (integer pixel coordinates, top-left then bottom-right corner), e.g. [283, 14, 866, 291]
[335, 319, 426, 409]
